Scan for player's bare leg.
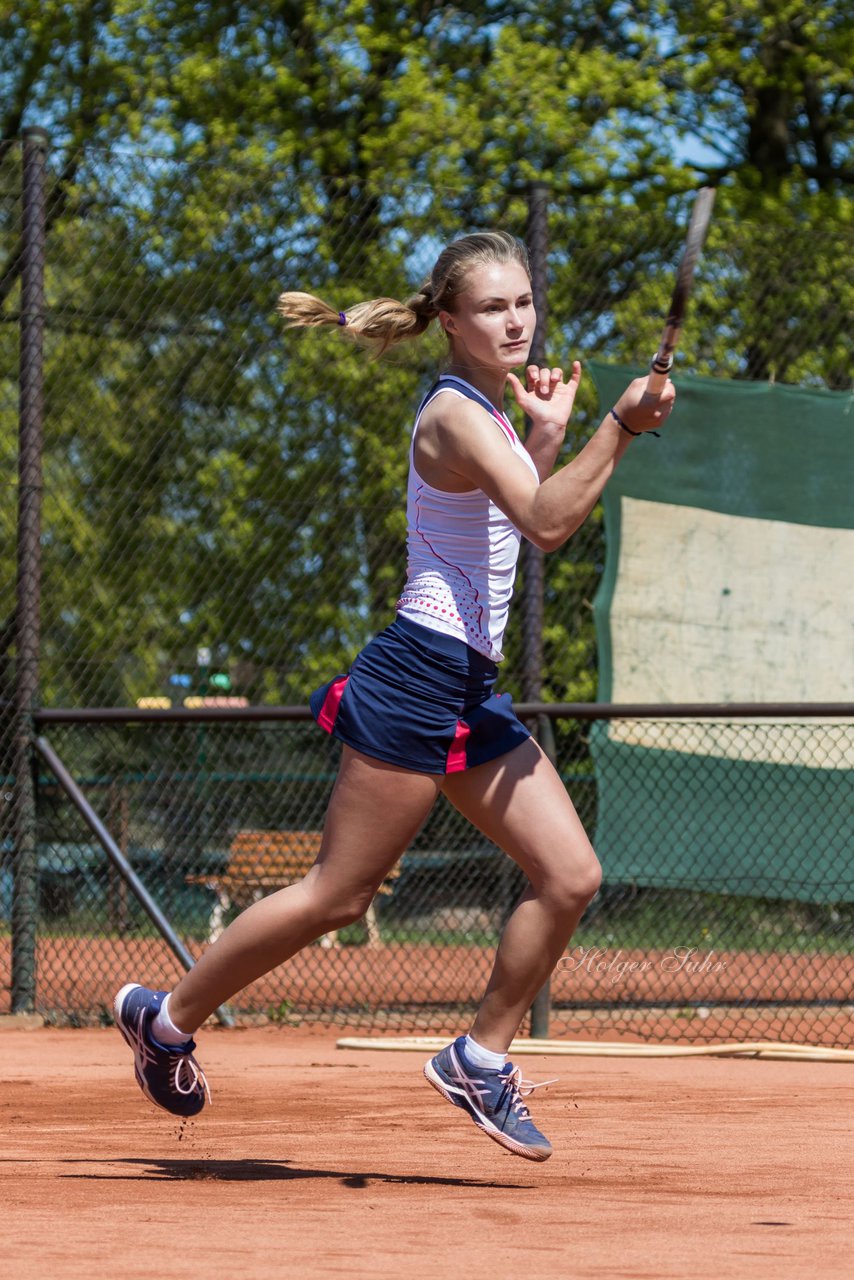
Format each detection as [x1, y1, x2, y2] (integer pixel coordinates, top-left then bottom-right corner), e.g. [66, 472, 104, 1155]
[115, 747, 441, 1115]
[168, 747, 441, 1031]
[443, 735, 601, 1050]
[423, 737, 600, 1160]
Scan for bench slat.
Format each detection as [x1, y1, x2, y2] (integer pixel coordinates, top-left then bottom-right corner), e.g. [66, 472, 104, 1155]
[186, 829, 400, 892]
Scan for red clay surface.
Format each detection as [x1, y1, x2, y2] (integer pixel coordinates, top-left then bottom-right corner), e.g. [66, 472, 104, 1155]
[1, 1024, 852, 1279]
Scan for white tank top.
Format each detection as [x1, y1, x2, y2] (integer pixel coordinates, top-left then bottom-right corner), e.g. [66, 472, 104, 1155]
[396, 374, 539, 662]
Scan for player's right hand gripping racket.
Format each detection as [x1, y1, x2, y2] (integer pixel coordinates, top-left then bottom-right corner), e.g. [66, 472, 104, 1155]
[648, 186, 716, 394]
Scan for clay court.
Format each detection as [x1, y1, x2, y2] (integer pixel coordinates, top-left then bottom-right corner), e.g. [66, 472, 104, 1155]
[2, 1023, 851, 1279]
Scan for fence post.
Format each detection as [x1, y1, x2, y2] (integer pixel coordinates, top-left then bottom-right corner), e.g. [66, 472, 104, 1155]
[521, 182, 549, 711]
[523, 182, 552, 1040]
[11, 128, 48, 1012]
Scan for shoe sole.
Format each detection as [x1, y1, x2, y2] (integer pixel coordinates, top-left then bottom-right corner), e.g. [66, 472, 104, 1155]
[423, 1060, 552, 1162]
[113, 982, 143, 1049]
[114, 983, 162, 1107]
[113, 983, 159, 1108]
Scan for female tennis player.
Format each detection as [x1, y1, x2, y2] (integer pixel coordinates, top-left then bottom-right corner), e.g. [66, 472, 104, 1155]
[114, 231, 674, 1161]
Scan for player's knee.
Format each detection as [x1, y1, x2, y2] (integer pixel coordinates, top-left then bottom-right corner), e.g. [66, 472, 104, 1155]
[317, 886, 378, 930]
[578, 853, 603, 904]
[300, 864, 380, 929]
[548, 850, 602, 913]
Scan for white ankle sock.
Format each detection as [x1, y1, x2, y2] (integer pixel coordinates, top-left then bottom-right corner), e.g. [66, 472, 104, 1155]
[150, 993, 193, 1046]
[464, 1034, 506, 1070]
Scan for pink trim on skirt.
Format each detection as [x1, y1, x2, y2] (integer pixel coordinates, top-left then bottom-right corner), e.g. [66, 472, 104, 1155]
[445, 719, 471, 773]
[317, 675, 348, 732]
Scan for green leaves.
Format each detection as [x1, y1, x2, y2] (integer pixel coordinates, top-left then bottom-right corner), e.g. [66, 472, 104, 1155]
[1, 1, 850, 711]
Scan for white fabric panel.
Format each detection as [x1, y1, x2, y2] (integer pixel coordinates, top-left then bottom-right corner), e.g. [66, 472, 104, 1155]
[608, 497, 854, 766]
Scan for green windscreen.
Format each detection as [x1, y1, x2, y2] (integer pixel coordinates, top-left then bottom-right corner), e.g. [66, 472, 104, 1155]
[589, 364, 853, 902]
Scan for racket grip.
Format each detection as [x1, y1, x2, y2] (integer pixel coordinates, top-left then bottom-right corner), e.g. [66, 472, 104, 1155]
[647, 356, 672, 396]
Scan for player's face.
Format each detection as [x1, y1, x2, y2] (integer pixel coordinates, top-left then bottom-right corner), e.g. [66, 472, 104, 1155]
[441, 261, 535, 371]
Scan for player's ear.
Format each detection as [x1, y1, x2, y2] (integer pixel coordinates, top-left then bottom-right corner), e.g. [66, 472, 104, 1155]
[439, 309, 457, 335]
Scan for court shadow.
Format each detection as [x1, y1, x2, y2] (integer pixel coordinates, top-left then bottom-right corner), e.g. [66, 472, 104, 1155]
[59, 1157, 530, 1189]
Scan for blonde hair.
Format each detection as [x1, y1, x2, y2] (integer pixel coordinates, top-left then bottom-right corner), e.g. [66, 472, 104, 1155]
[277, 231, 530, 356]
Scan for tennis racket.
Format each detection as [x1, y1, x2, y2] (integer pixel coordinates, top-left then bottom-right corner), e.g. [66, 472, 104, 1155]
[648, 186, 716, 394]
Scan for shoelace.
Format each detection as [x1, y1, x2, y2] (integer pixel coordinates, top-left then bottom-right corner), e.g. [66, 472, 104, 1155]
[172, 1052, 213, 1105]
[499, 1064, 558, 1119]
[133, 1008, 212, 1104]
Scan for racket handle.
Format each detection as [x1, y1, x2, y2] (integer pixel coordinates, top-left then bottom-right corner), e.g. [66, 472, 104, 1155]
[647, 355, 672, 396]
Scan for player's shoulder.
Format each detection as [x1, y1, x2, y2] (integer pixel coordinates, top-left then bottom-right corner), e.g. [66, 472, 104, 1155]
[419, 387, 496, 448]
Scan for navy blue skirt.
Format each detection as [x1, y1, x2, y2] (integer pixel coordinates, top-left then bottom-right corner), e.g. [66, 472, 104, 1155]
[309, 615, 530, 775]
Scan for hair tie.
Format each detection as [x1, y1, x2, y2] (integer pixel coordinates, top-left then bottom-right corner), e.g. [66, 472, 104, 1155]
[337, 312, 347, 327]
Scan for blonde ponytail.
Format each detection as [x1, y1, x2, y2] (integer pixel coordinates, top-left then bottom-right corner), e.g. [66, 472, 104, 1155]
[277, 230, 529, 356]
[276, 287, 437, 355]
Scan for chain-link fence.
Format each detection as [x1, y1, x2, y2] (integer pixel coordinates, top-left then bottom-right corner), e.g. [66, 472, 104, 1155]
[10, 711, 853, 1045]
[2, 136, 851, 711]
[2, 133, 853, 1040]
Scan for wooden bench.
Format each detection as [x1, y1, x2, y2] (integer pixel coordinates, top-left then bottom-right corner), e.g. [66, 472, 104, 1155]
[187, 830, 401, 947]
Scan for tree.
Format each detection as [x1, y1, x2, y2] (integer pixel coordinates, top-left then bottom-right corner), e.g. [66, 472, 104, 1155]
[651, 1, 853, 194]
[1, 0, 850, 719]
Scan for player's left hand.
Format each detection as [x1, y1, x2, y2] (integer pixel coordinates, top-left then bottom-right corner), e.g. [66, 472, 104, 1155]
[507, 361, 582, 432]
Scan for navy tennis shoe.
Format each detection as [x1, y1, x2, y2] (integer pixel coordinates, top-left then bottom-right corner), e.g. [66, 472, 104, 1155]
[113, 983, 210, 1117]
[424, 1036, 555, 1161]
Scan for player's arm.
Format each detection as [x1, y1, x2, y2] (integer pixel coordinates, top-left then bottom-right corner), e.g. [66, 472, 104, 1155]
[426, 377, 674, 552]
